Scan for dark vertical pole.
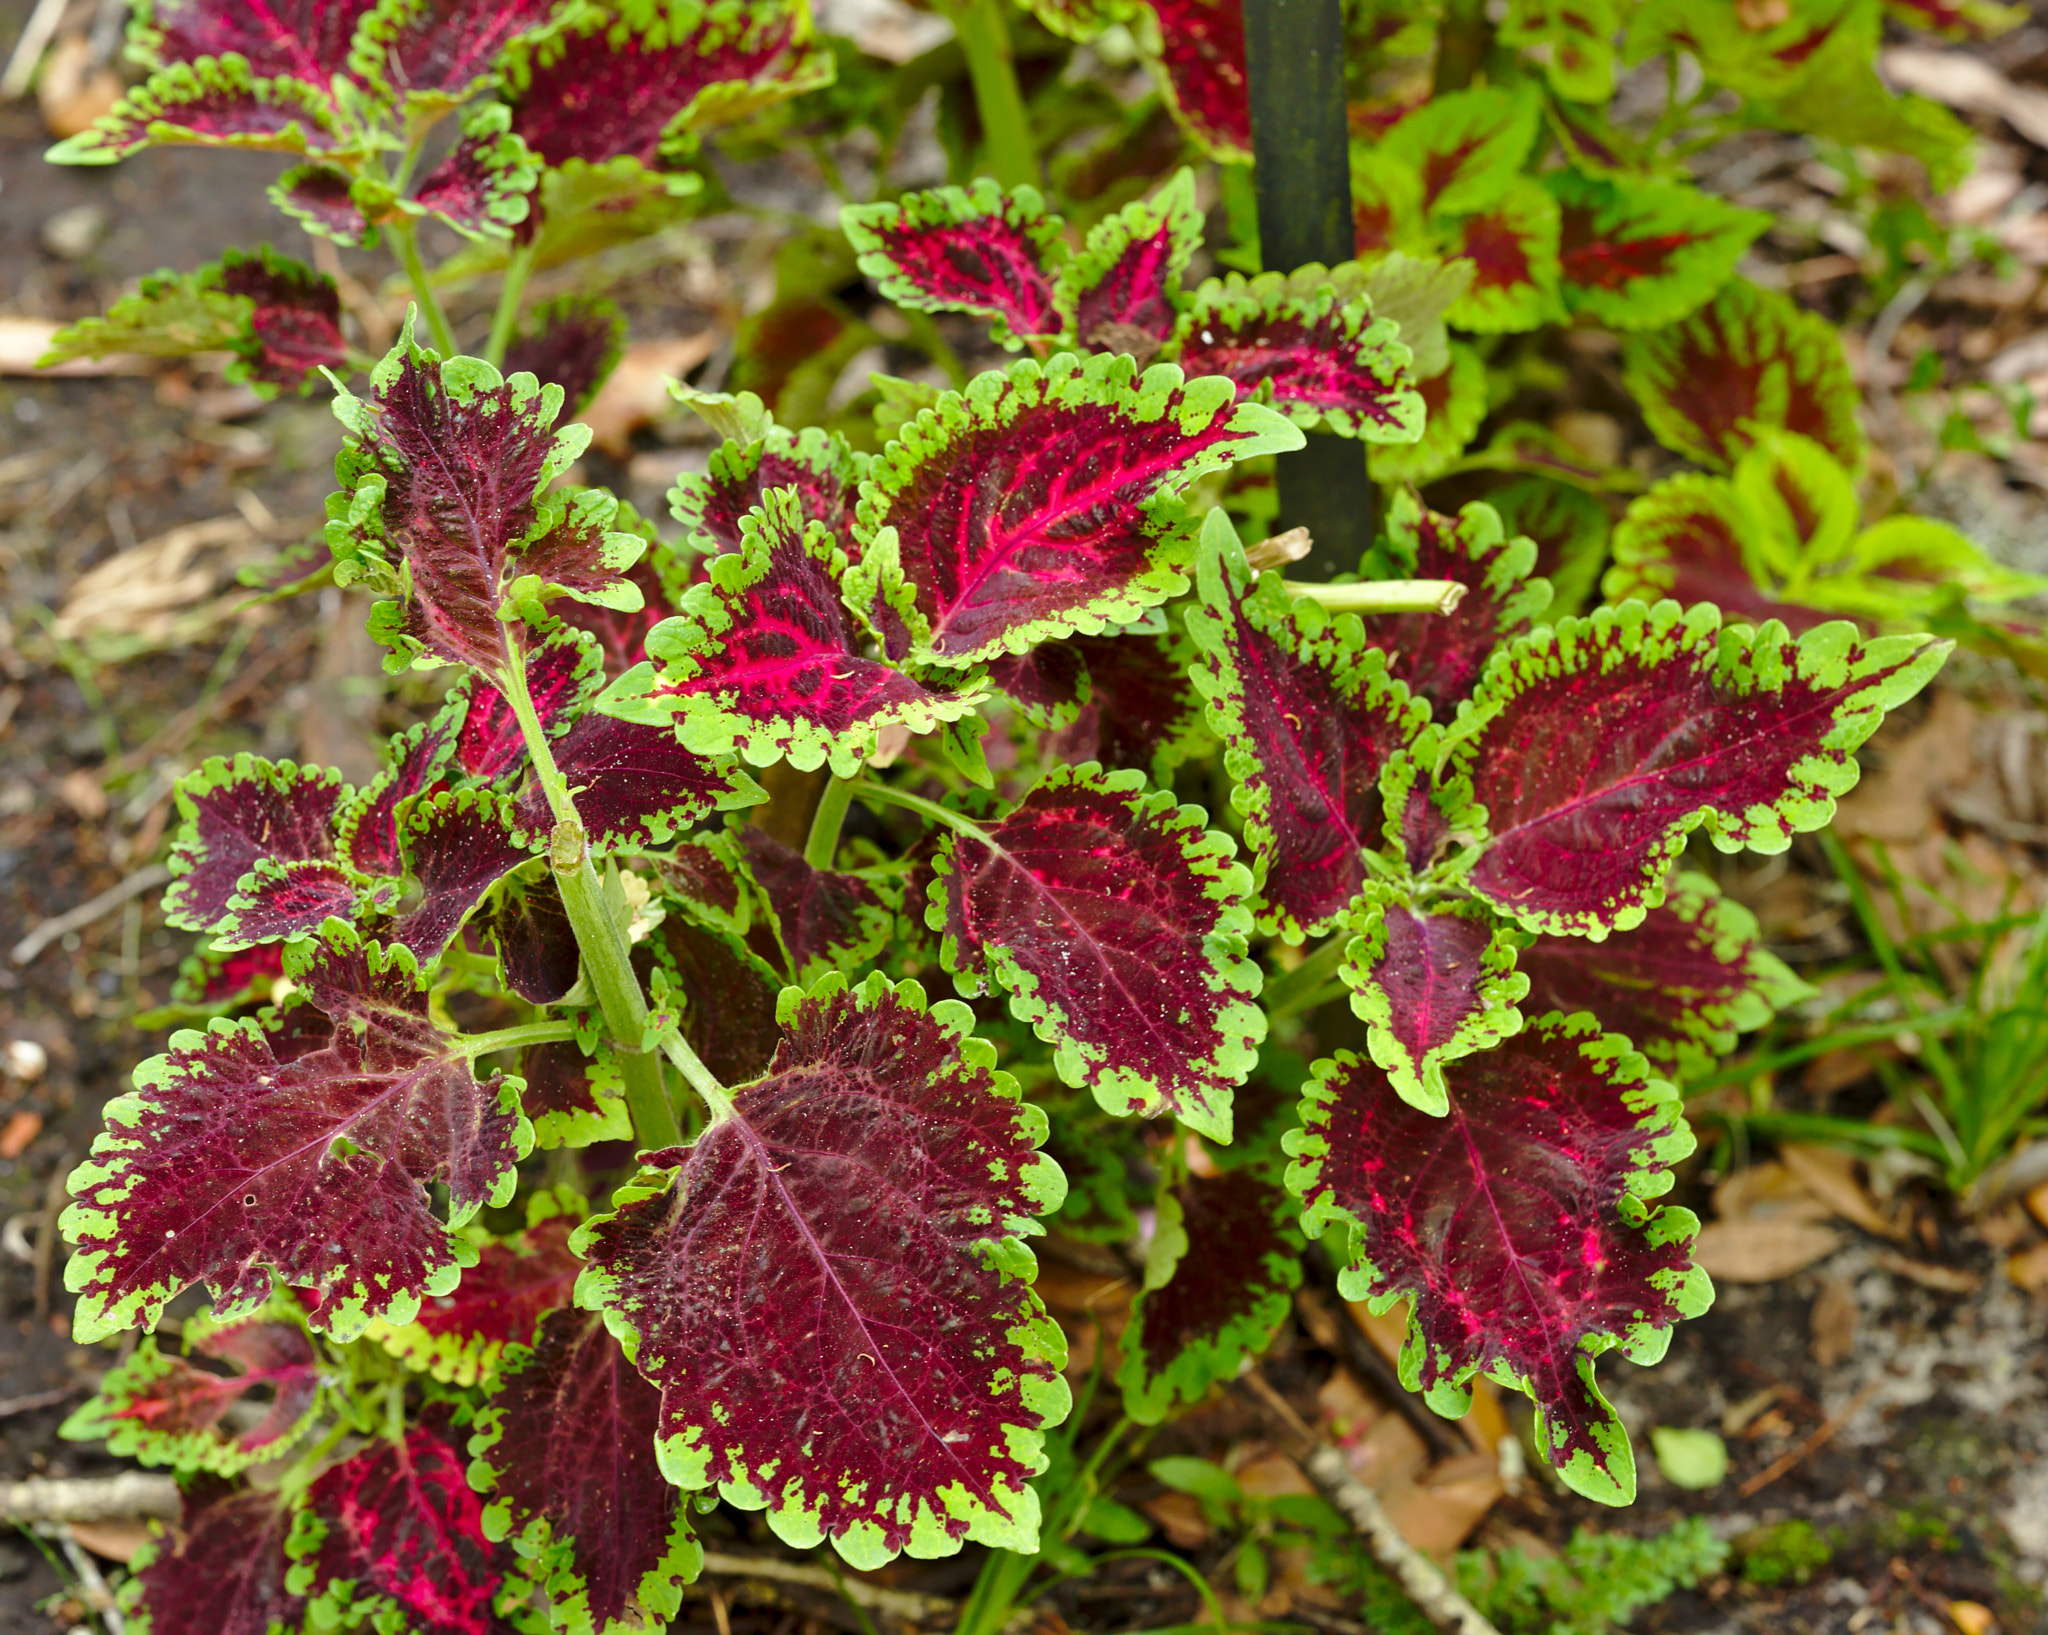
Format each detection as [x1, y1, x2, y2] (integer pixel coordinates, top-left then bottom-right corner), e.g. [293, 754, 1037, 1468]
[1243, 0, 1374, 580]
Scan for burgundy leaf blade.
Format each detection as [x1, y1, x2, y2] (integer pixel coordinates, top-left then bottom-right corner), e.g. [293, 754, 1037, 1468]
[573, 973, 1069, 1567]
[163, 755, 346, 935]
[1064, 169, 1202, 352]
[1518, 871, 1813, 1077]
[1143, 0, 1250, 159]
[1117, 1167, 1303, 1423]
[1340, 892, 1527, 1116]
[504, 296, 626, 420]
[371, 1214, 583, 1384]
[340, 718, 456, 877]
[738, 827, 897, 985]
[669, 423, 867, 558]
[393, 790, 535, 961]
[934, 765, 1263, 1141]
[215, 857, 373, 950]
[62, 928, 529, 1343]
[213, 246, 348, 393]
[1185, 517, 1430, 940]
[847, 352, 1302, 667]
[49, 60, 345, 164]
[648, 490, 981, 776]
[1450, 603, 1948, 935]
[517, 711, 761, 854]
[1287, 1017, 1711, 1504]
[842, 180, 1068, 348]
[471, 1309, 702, 1635]
[125, 1481, 306, 1635]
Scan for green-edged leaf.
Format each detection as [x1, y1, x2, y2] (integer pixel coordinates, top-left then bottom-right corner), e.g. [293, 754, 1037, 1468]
[517, 1038, 631, 1151]
[1622, 281, 1863, 472]
[62, 925, 531, 1343]
[1439, 177, 1562, 334]
[1381, 84, 1543, 217]
[847, 351, 1301, 667]
[644, 488, 984, 775]
[1438, 601, 1949, 936]
[929, 763, 1263, 1142]
[573, 972, 1070, 1568]
[162, 754, 349, 935]
[1551, 170, 1768, 331]
[1185, 512, 1430, 941]
[737, 825, 899, 985]
[48, 58, 345, 164]
[1519, 870, 1813, 1077]
[667, 421, 867, 558]
[1171, 266, 1426, 442]
[1118, 1167, 1303, 1423]
[1340, 889, 1528, 1116]
[1059, 168, 1203, 352]
[471, 1308, 702, 1635]
[1488, 477, 1610, 619]
[1288, 1016, 1710, 1505]
[60, 1305, 321, 1475]
[1501, 0, 1620, 101]
[367, 1213, 583, 1385]
[842, 179, 1069, 349]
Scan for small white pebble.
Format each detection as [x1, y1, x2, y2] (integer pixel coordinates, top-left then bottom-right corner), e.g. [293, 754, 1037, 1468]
[3, 1040, 47, 1082]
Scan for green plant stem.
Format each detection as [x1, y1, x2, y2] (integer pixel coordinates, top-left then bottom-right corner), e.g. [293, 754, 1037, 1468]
[459, 1018, 580, 1058]
[1433, 0, 1491, 93]
[660, 1030, 734, 1123]
[500, 654, 679, 1150]
[390, 219, 459, 356]
[951, 0, 1039, 189]
[483, 239, 538, 368]
[805, 774, 859, 870]
[1264, 936, 1349, 1019]
[855, 778, 987, 838]
[1282, 579, 1465, 614]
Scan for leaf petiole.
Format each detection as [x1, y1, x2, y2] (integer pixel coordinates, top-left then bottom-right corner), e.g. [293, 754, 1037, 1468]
[457, 1019, 580, 1059]
[388, 218, 459, 356]
[659, 1029, 734, 1125]
[483, 238, 538, 369]
[1281, 579, 1467, 615]
[805, 773, 859, 870]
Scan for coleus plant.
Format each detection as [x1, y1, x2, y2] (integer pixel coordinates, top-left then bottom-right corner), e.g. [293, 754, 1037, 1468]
[61, 292, 1945, 1630]
[38, 0, 1980, 1629]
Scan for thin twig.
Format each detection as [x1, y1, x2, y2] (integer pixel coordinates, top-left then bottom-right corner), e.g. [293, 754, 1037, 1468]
[699, 1550, 954, 1623]
[11, 866, 169, 964]
[0, 0, 69, 99]
[0, 1473, 180, 1524]
[1237, 1371, 1502, 1635]
[55, 1527, 125, 1632]
[1737, 1382, 1881, 1498]
[0, 1386, 79, 1419]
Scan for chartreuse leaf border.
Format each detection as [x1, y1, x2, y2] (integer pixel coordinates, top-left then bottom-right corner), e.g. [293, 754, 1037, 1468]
[1440, 599, 1951, 937]
[925, 763, 1264, 1142]
[1340, 887, 1529, 1117]
[572, 971, 1071, 1571]
[846, 351, 1304, 669]
[1286, 1014, 1712, 1506]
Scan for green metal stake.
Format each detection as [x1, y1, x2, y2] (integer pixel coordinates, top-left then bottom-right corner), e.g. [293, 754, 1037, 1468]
[1243, 0, 1375, 581]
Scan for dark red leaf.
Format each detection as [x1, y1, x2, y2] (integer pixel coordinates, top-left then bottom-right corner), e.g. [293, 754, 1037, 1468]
[504, 296, 626, 419]
[378, 1215, 582, 1383]
[990, 641, 1090, 727]
[574, 974, 1068, 1565]
[49, 61, 345, 163]
[1144, 0, 1250, 159]
[350, 0, 565, 101]
[1453, 604, 1947, 935]
[515, 711, 758, 853]
[407, 107, 539, 240]
[1118, 1168, 1301, 1422]
[63, 928, 528, 1343]
[737, 826, 895, 982]
[652, 914, 783, 1086]
[1187, 521, 1429, 939]
[491, 876, 579, 1004]
[1622, 281, 1863, 472]
[1601, 474, 1833, 630]
[164, 755, 346, 934]
[271, 163, 369, 246]
[1340, 893, 1525, 1115]
[392, 791, 535, 960]
[296, 1426, 515, 1635]
[472, 1309, 700, 1635]
[457, 630, 600, 782]
[650, 489, 976, 776]
[516, 1039, 629, 1152]
[506, 0, 823, 170]
[139, 0, 374, 79]
[127, 1481, 305, 1635]
[1291, 1017, 1710, 1504]
[332, 333, 642, 673]
[1045, 630, 1209, 782]
[1518, 872, 1811, 1076]
[669, 424, 866, 558]
[217, 858, 367, 948]
[934, 765, 1261, 1141]
[212, 246, 346, 392]
[342, 719, 455, 878]
[1067, 170, 1201, 351]
[847, 351, 1301, 666]
[843, 180, 1067, 346]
